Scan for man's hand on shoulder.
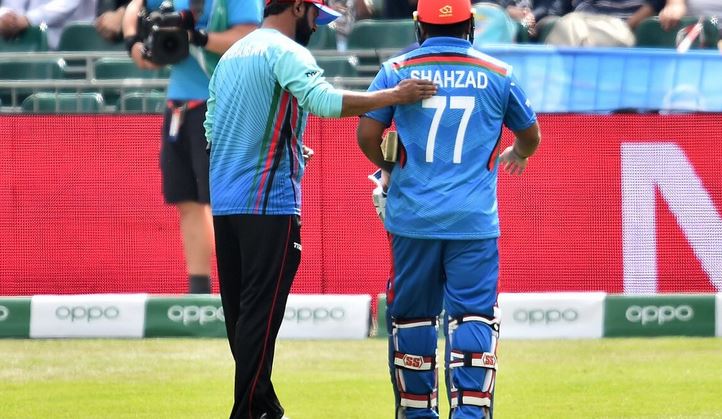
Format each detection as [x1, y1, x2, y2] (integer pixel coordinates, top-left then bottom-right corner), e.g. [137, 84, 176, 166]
[393, 79, 437, 104]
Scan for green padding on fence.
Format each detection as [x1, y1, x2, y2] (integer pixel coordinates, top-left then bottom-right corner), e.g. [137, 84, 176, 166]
[604, 295, 715, 337]
[0, 298, 31, 338]
[375, 293, 387, 339]
[144, 296, 226, 338]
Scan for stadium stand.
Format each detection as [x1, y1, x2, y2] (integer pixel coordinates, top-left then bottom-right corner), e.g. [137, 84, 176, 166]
[94, 57, 169, 104]
[316, 55, 359, 77]
[347, 19, 416, 50]
[0, 59, 65, 106]
[307, 24, 338, 50]
[346, 19, 416, 75]
[21, 92, 105, 113]
[0, 26, 48, 52]
[635, 16, 720, 48]
[57, 23, 125, 52]
[116, 91, 166, 113]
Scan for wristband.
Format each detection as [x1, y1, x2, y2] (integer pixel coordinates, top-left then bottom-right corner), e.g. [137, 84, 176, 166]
[124, 34, 142, 55]
[191, 29, 208, 47]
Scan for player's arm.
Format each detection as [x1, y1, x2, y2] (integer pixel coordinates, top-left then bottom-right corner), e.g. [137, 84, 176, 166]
[203, 24, 257, 54]
[498, 122, 541, 175]
[338, 81, 435, 117]
[203, 0, 261, 54]
[357, 117, 394, 173]
[274, 49, 435, 118]
[498, 76, 541, 175]
[204, 72, 217, 147]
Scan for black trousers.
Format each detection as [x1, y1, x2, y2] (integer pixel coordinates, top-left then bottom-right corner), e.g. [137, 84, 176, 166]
[214, 214, 302, 419]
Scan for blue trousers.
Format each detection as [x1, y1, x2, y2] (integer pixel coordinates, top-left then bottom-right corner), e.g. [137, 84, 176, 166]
[386, 236, 499, 419]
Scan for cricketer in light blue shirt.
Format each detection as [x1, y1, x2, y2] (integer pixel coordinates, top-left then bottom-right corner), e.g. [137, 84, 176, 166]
[364, 36, 537, 240]
[146, 0, 263, 100]
[205, 28, 344, 216]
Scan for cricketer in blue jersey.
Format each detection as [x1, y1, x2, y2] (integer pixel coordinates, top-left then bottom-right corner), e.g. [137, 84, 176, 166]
[357, 0, 541, 418]
[203, 1, 437, 418]
[122, 0, 262, 294]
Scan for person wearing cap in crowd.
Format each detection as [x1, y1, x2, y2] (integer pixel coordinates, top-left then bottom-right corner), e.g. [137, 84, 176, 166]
[356, 0, 541, 417]
[203, 1, 437, 417]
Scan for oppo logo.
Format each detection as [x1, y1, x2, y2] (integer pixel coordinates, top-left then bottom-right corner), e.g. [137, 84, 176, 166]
[284, 307, 345, 323]
[167, 305, 224, 326]
[55, 305, 120, 322]
[513, 308, 579, 324]
[625, 305, 694, 325]
[0, 305, 8, 321]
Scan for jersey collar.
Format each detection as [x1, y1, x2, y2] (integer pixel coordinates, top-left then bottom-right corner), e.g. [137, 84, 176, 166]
[420, 36, 472, 48]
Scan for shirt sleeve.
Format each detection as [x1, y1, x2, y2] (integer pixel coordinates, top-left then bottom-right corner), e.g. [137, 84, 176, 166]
[204, 71, 216, 145]
[503, 75, 537, 132]
[273, 46, 344, 118]
[23, 0, 83, 27]
[362, 65, 394, 126]
[228, 0, 262, 25]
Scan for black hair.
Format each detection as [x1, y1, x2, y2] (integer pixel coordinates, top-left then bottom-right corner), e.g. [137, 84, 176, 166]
[420, 19, 473, 39]
[264, 2, 295, 18]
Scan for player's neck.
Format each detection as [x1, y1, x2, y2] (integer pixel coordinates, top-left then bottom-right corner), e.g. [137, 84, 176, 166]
[262, 14, 297, 41]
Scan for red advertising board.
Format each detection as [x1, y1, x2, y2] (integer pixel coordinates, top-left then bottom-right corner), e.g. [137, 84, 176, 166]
[0, 114, 720, 295]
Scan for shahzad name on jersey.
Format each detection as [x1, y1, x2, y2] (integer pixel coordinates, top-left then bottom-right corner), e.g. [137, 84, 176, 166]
[409, 69, 489, 89]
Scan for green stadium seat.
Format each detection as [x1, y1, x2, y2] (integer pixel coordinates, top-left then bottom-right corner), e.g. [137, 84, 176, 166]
[116, 91, 167, 113]
[57, 23, 125, 51]
[0, 60, 65, 106]
[635, 17, 719, 49]
[308, 25, 338, 50]
[0, 26, 48, 52]
[347, 19, 417, 51]
[21, 92, 105, 113]
[94, 57, 170, 79]
[316, 56, 358, 78]
[347, 20, 416, 76]
[94, 57, 169, 103]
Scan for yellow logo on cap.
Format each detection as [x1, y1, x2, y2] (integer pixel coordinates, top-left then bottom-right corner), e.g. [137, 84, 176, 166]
[439, 5, 453, 17]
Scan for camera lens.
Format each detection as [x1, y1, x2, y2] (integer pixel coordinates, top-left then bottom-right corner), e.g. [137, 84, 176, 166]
[163, 37, 178, 50]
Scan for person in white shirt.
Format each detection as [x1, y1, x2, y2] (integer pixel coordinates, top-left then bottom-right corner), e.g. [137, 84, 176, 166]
[0, 0, 97, 49]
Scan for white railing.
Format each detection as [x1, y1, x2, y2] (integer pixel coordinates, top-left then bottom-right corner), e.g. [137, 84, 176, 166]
[0, 49, 398, 112]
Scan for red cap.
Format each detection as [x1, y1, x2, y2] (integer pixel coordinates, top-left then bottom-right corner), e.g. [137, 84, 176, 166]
[415, 0, 473, 25]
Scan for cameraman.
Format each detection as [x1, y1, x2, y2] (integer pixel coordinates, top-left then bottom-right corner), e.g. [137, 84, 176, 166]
[122, 0, 262, 294]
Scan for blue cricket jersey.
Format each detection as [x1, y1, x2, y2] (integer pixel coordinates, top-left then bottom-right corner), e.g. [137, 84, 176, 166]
[146, 0, 262, 100]
[205, 28, 344, 216]
[365, 36, 537, 240]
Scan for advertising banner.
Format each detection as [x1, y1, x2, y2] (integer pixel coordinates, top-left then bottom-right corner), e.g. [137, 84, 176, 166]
[1, 115, 721, 296]
[279, 294, 371, 340]
[498, 292, 606, 339]
[716, 294, 722, 337]
[604, 295, 715, 337]
[29, 294, 147, 338]
[144, 296, 226, 338]
[0, 297, 31, 338]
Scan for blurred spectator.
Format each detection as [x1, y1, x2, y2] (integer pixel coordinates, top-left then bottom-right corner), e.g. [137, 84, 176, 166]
[383, 0, 416, 19]
[533, 0, 573, 21]
[532, 0, 573, 41]
[95, 0, 129, 41]
[327, 0, 373, 50]
[658, 0, 722, 47]
[472, 0, 536, 44]
[0, 0, 97, 49]
[545, 0, 664, 46]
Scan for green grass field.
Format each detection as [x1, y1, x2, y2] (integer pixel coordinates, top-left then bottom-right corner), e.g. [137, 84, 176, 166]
[2, 338, 722, 418]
